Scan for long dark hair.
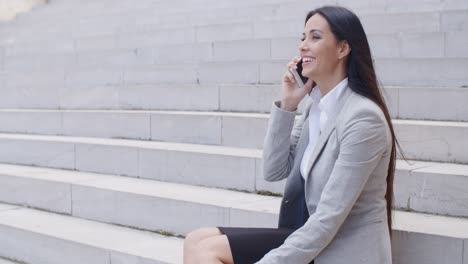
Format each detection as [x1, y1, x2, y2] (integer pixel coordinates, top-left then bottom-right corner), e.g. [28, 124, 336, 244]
[305, 6, 407, 238]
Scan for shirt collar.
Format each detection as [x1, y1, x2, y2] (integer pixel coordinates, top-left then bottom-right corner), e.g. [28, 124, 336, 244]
[317, 77, 349, 115]
[308, 84, 323, 103]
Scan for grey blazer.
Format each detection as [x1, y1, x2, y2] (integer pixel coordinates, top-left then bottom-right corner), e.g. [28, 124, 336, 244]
[257, 85, 393, 264]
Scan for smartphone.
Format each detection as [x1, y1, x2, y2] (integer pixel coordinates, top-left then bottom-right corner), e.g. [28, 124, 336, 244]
[289, 60, 309, 88]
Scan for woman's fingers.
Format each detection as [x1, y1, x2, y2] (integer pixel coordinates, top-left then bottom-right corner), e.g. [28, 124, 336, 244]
[287, 56, 301, 69]
[286, 62, 296, 71]
[284, 56, 304, 87]
[286, 57, 300, 83]
[288, 72, 295, 83]
[283, 71, 295, 83]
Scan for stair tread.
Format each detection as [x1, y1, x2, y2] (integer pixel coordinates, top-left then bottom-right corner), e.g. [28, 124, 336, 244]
[0, 258, 23, 264]
[0, 133, 263, 158]
[0, 108, 467, 126]
[394, 210, 468, 239]
[0, 203, 183, 263]
[2, 133, 468, 167]
[0, 163, 280, 212]
[0, 201, 467, 258]
[1, 163, 468, 231]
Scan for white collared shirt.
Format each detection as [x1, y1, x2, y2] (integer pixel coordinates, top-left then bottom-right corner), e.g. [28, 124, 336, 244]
[300, 77, 349, 179]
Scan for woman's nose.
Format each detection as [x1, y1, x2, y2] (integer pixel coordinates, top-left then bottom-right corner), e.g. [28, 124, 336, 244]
[299, 41, 307, 51]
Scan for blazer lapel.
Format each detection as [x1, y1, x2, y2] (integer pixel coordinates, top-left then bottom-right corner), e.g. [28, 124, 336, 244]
[282, 105, 311, 201]
[303, 113, 338, 180]
[295, 117, 310, 163]
[294, 97, 314, 163]
[304, 86, 355, 180]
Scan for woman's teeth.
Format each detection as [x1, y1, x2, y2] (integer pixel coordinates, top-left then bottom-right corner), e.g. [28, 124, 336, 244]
[303, 57, 315, 62]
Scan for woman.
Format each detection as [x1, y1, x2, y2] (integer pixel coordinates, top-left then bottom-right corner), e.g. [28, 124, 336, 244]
[184, 5, 402, 264]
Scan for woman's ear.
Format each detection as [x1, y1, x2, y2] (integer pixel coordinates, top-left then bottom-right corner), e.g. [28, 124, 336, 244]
[337, 40, 351, 60]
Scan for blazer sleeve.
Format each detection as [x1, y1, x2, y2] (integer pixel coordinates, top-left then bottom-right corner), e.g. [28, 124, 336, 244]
[262, 100, 309, 182]
[256, 106, 390, 263]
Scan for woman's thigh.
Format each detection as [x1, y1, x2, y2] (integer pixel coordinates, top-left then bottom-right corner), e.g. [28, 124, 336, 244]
[185, 227, 223, 244]
[184, 227, 234, 263]
[197, 234, 234, 264]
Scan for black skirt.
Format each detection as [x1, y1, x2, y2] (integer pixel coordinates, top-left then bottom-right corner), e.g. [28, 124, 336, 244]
[219, 175, 314, 263]
[218, 226, 314, 264]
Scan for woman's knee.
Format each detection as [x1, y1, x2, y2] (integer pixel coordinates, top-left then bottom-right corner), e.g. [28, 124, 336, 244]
[184, 227, 222, 249]
[195, 235, 233, 263]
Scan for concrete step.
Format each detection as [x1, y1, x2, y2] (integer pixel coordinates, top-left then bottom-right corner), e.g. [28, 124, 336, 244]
[0, 110, 466, 163]
[128, 10, 466, 39]
[13, 0, 319, 24]
[0, 133, 467, 216]
[0, 179, 467, 263]
[394, 119, 468, 164]
[3, 31, 467, 72]
[0, 109, 270, 148]
[6, 4, 468, 42]
[0, 133, 265, 192]
[13, 0, 468, 32]
[4, 14, 468, 57]
[1, 58, 466, 88]
[0, 203, 183, 264]
[391, 210, 468, 264]
[0, 257, 24, 264]
[0, 163, 279, 235]
[0, 78, 467, 112]
[5, 1, 321, 39]
[0, 160, 467, 227]
[3, 6, 467, 59]
[394, 160, 468, 218]
[95, 30, 464, 60]
[4, 84, 457, 122]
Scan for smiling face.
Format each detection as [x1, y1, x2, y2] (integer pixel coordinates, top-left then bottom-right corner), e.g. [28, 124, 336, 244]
[299, 14, 347, 81]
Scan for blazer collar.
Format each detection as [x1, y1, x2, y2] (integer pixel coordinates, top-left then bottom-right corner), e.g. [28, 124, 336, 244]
[303, 84, 355, 180]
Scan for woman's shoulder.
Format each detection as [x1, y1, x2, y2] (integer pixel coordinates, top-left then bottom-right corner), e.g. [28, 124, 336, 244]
[334, 89, 391, 142]
[342, 90, 387, 123]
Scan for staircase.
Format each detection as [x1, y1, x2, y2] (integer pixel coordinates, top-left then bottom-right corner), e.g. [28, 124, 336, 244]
[0, 0, 467, 263]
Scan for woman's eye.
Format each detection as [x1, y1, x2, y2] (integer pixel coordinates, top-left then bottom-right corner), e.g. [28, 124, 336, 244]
[300, 35, 321, 41]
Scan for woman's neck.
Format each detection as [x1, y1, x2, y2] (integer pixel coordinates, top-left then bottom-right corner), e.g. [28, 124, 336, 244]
[315, 68, 347, 97]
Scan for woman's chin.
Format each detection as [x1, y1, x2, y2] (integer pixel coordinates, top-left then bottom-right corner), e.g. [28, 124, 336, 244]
[302, 67, 314, 78]
[302, 71, 314, 80]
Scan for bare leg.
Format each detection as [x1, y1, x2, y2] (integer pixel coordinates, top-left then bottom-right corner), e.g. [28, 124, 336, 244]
[184, 227, 233, 264]
[194, 234, 234, 264]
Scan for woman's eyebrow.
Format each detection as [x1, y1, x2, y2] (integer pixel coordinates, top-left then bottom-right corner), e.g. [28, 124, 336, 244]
[302, 29, 323, 35]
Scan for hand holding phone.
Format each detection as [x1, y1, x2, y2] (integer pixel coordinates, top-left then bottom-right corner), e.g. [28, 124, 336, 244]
[289, 59, 309, 89]
[281, 57, 313, 111]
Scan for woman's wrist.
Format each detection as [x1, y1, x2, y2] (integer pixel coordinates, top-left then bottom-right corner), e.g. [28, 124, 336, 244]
[280, 100, 298, 112]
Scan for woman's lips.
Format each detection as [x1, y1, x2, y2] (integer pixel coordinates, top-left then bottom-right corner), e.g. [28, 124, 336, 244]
[302, 57, 315, 66]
